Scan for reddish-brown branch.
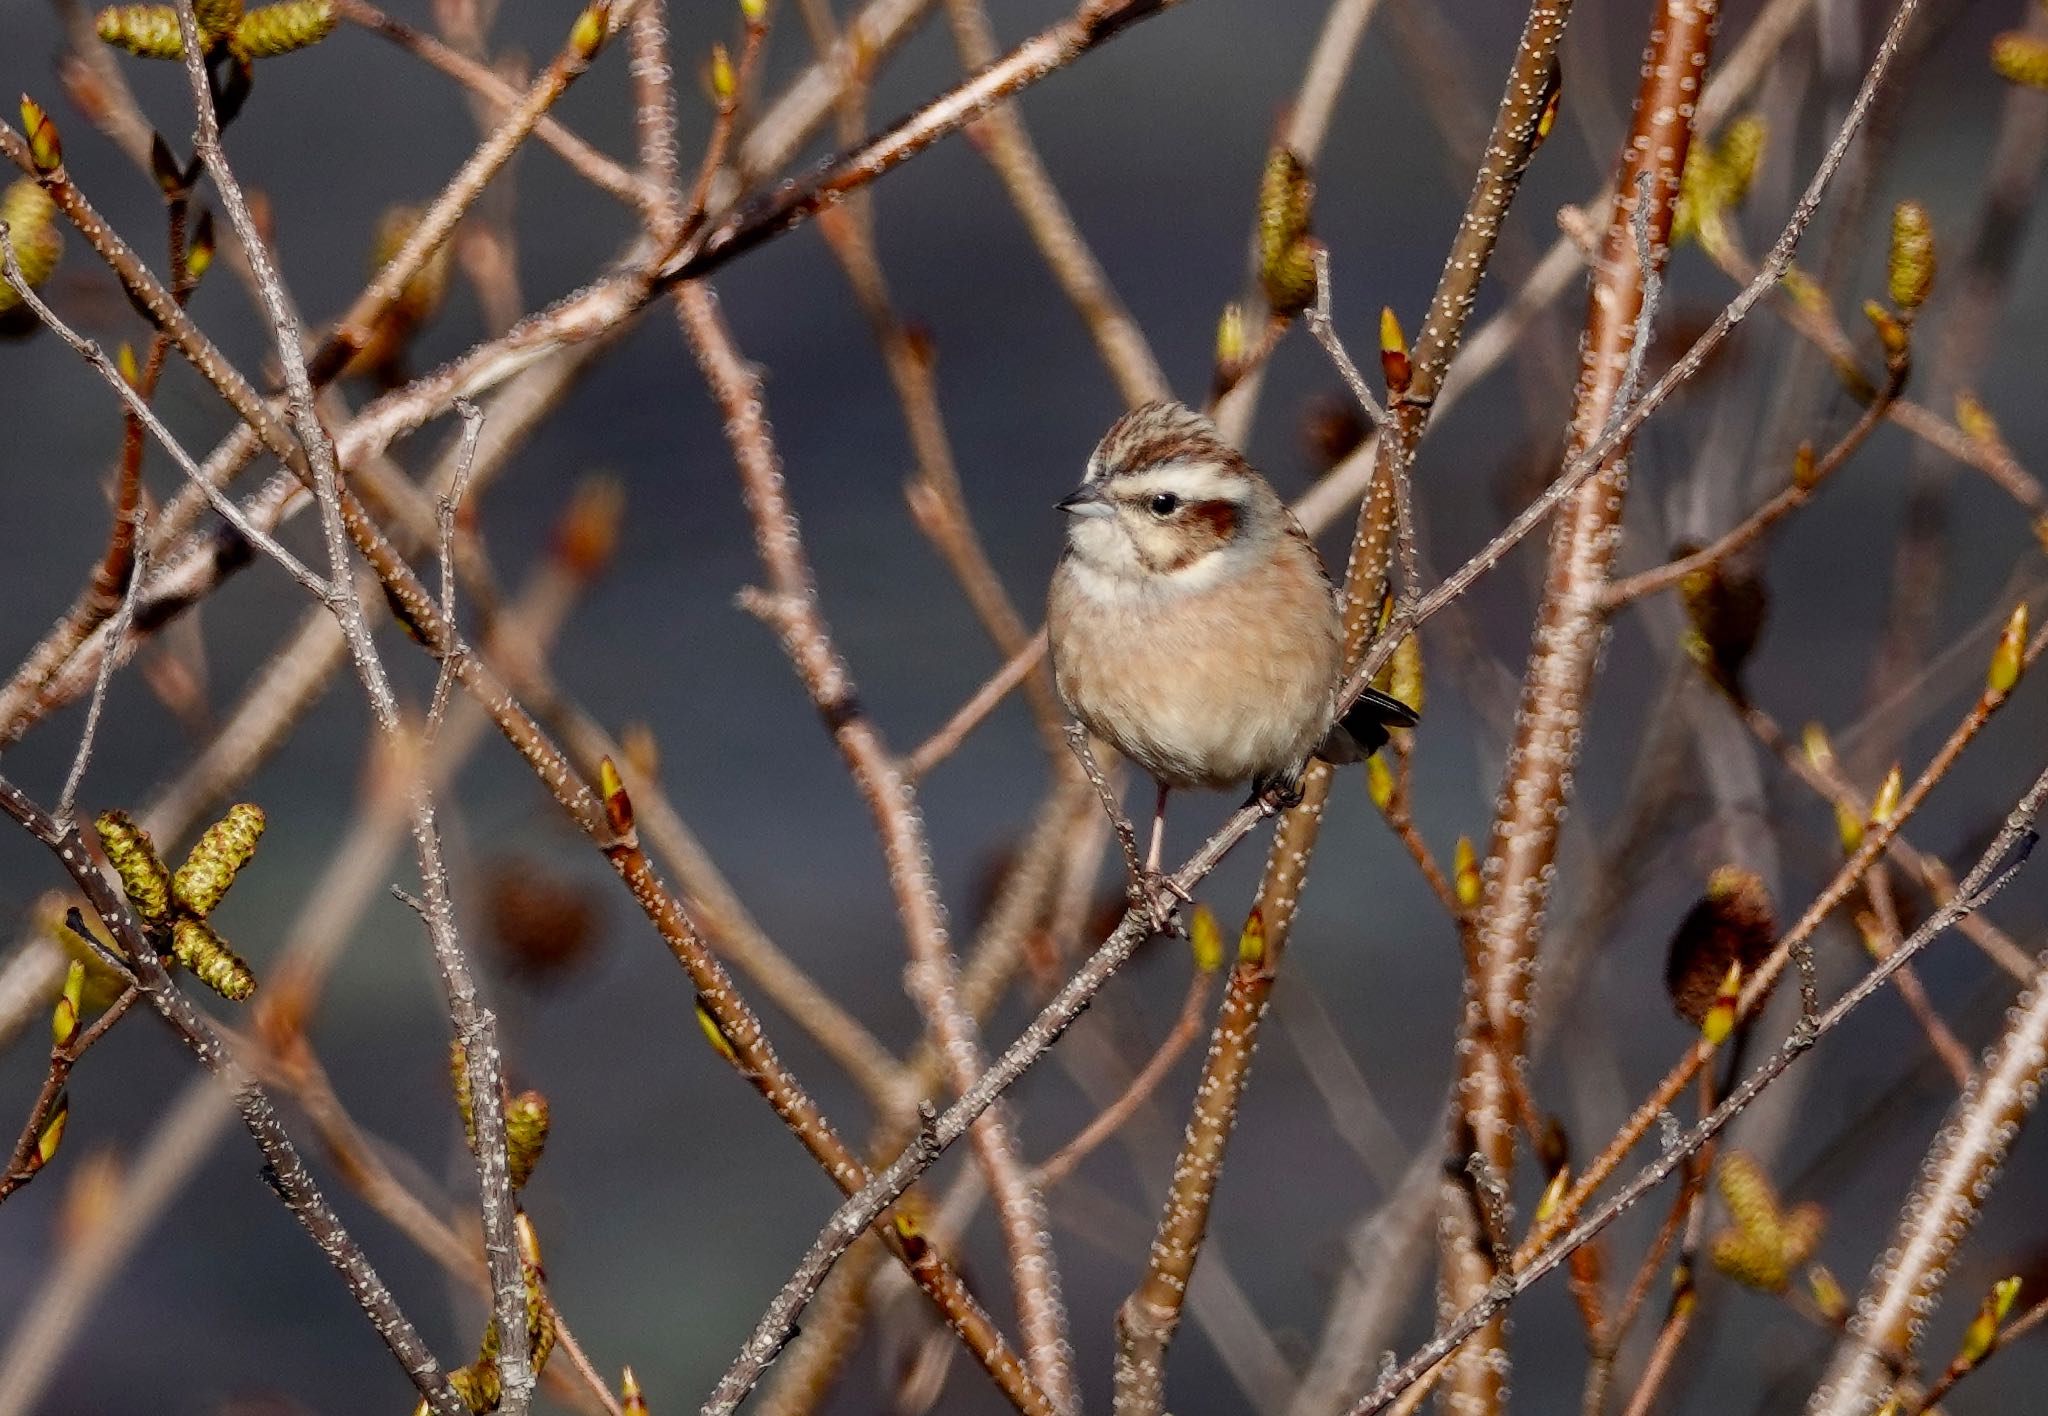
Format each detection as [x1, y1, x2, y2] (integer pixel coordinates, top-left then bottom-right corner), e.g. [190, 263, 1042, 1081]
[0, 984, 138, 1203]
[0, 777, 469, 1416]
[662, 0, 1194, 284]
[1604, 356, 1910, 607]
[331, 0, 652, 209]
[1448, 2, 1717, 1405]
[679, 282, 1075, 1412]
[1032, 965, 1214, 1190]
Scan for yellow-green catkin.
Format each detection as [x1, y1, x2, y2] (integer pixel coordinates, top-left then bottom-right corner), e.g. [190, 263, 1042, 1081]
[1256, 146, 1316, 317]
[505, 1090, 550, 1189]
[195, 0, 244, 39]
[233, 0, 335, 59]
[94, 810, 173, 928]
[1674, 113, 1765, 247]
[1888, 201, 1935, 312]
[0, 180, 63, 316]
[171, 917, 256, 1000]
[1992, 31, 2048, 90]
[96, 5, 189, 57]
[172, 803, 265, 916]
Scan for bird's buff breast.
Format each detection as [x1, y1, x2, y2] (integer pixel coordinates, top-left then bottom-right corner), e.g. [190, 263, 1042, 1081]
[1048, 551, 1342, 792]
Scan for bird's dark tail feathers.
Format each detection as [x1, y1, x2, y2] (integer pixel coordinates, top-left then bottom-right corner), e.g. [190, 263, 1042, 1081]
[1320, 685, 1420, 763]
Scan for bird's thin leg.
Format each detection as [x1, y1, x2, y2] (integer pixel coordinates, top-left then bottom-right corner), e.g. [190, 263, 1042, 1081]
[1145, 783, 1169, 875]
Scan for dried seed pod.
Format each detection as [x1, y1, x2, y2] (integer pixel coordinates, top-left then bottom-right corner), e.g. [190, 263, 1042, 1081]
[1676, 546, 1768, 698]
[1301, 394, 1368, 472]
[1256, 147, 1317, 317]
[484, 859, 601, 986]
[232, 0, 334, 59]
[171, 803, 265, 916]
[94, 810, 173, 928]
[171, 917, 256, 1000]
[1665, 867, 1775, 1028]
[552, 475, 626, 581]
[95, 4, 188, 58]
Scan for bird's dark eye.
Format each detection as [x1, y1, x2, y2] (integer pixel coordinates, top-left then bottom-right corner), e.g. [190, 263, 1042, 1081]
[1148, 492, 1180, 516]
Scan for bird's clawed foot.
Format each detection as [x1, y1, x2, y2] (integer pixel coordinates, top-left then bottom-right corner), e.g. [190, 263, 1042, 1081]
[1128, 869, 1192, 936]
[1249, 775, 1305, 816]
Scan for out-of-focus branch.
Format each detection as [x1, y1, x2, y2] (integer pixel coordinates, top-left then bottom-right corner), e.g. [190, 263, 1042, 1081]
[810, 202, 1068, 748]
[1807, 934, 2048, 1411]
[680, 283, 1076, 1413]
[940, 0, 1170, 406]
[1742, 702, 2036, 981]
[1604, 356, 1910, 607]
[0, 776, 468, 1416]
[11, 92, 1043, 1400]
[1112, 769, 1331, 1413]
[663, 0, 1196, 284]
[0, 534, 590, 1416]
[1440, 1, 1713, 1383]
[166, 0, 535, 1398]
[333, 0, 652, 208]
[1349, 756, 2048, 1415]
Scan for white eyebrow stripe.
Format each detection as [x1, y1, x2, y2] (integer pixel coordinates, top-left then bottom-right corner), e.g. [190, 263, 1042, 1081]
[1110, 460, 1248, 504]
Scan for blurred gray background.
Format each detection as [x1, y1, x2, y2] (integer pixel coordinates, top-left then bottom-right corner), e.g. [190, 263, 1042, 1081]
[2, 0, 2048, 1412]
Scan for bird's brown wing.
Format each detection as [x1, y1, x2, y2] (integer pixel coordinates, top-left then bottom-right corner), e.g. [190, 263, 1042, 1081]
[1283, 512, 1423, 757]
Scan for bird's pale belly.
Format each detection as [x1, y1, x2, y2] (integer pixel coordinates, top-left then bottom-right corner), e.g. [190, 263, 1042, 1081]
[1049, 565, 1342, 793]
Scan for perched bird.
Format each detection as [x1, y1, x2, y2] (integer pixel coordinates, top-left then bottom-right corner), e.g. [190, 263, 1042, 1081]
[1046, 400, 1417, 879]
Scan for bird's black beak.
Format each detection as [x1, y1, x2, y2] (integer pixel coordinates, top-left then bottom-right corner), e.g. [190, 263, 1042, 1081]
[1057, 484, 1110, 516]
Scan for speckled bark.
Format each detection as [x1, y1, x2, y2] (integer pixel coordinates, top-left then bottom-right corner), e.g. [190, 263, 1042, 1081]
[1448, 2, 1718, 1409]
